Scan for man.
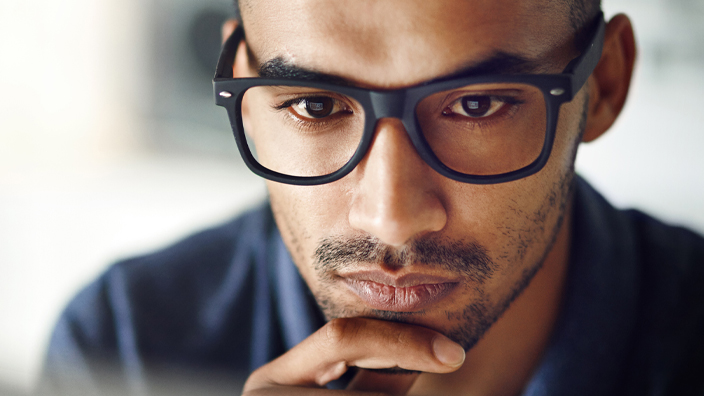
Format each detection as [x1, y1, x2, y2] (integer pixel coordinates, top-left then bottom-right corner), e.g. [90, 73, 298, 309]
[42, 0, 704, 395]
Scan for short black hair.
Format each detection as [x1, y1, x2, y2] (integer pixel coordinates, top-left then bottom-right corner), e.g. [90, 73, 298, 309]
[232, 0, 242, 23]
[232, 0, 601, 49]
[568, 0, 603, 49]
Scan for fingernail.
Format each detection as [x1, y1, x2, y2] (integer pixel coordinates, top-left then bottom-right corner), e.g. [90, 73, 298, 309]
[432, 336, 465, 367]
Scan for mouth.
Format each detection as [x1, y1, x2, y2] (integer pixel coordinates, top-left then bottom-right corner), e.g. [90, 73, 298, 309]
[341, 271, 459, 312]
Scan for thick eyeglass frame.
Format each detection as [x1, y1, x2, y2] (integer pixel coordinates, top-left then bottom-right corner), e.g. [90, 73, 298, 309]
[214, 13, 605, 185]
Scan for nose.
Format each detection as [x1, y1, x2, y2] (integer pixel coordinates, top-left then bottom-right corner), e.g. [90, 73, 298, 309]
[348, 118, 447, 247]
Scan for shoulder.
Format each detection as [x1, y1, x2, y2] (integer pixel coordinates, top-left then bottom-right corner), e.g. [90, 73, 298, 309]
[622, 209, 704, 329]
[625, 211, 704, 394]
[106, 202, 276, 305]
[612, 207, 704, 394]
[91, 201, 275, 322]
[623, 207, 704, 337]
[571, 177, 704, 395]
[626, 209, 704, 282]
[43, 202, 276, 389]
[574, 177, 704, 286]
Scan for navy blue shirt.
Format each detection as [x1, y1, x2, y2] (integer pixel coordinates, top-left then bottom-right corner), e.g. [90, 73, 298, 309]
[41, 177, 704, 395]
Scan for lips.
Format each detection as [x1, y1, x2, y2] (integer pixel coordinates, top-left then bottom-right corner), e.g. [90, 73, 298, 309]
[342, 272, 459, 312]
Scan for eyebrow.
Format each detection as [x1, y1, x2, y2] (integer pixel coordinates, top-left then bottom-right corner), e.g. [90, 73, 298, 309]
[256, 52, 546, 87]
[439, 53, 549, 81]
[258, 57, 351, 85]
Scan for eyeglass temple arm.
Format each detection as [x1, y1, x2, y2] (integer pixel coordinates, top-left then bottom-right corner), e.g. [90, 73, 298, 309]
[562, 12, 606, 97]
[214, 24, 245, 80]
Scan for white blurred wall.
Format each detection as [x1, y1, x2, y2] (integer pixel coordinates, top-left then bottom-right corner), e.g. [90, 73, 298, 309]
[0, 0, 142, 391]
[0, 0, 265, 392]
[0, 0, 702, 393]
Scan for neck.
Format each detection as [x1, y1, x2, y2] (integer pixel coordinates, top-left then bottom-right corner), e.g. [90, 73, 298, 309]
[409, 201, 573, 396]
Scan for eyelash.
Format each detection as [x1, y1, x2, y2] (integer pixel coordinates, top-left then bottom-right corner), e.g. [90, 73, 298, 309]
[272, 95, 353, 132]
[273, 97, 313, 111]
[443, 95, 525, 127]
[269, 93, 526, 133]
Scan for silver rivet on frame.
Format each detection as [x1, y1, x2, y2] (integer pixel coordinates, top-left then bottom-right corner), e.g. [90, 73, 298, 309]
[219, 91, 233, 98]
[550, 88, 565, 96]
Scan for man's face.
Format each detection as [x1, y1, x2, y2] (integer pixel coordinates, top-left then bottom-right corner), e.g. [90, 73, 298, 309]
[240, 0, 588, 350]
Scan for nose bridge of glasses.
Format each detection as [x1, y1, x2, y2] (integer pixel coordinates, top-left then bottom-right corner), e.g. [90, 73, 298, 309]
[369, 90, 407, 119]
[367, 89, 429, 172]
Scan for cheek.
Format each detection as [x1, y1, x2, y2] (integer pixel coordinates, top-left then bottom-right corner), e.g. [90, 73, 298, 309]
[470, 93, 586, 272]
[552, 90, 590, 170]
[485, 95, 585, 270]
[437, 155, 572, 285]
[267, 180, 353, 282]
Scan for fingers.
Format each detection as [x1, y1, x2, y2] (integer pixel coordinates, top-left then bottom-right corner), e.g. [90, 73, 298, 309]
[243, 317, 465, 394]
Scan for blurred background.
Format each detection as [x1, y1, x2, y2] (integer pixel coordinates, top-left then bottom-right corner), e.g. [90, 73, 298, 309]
[0, 0, 702, 393]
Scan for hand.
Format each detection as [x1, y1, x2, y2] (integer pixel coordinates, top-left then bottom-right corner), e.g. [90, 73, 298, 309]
[242, 317, 465, 396]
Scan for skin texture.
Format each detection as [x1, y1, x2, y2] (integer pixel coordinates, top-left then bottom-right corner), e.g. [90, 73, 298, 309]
[226, 1, 636, 394]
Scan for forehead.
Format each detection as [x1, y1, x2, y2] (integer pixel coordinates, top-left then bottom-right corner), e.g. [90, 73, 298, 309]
[241, 0, 573, 88]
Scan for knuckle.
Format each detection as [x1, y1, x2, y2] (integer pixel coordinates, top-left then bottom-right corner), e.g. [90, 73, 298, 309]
[394, 328, 412, 347]
[243, 366, 274, 390]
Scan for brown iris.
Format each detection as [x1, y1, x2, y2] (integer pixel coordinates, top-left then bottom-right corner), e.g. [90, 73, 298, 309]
[461, 96, 491, 117]
[304, 97, 334, 118]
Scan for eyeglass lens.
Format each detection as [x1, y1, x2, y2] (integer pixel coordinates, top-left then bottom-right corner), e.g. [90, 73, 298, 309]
[240, 83, 547, 178]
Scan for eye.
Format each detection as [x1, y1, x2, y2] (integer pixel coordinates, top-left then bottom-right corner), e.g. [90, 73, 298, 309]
[443, 95, 505, 118]
[290, 96, 345, 119]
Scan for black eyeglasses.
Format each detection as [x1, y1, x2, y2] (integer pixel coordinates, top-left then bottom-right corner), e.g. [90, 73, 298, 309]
[214, 14, 605, 185]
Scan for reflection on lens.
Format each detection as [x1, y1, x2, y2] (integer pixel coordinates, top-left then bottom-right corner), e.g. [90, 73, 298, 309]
[241, 85, 365, 177]
[416, 83, 547, 175]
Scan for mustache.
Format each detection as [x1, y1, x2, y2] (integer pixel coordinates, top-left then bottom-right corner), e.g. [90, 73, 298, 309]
[313, 236, 496, 284]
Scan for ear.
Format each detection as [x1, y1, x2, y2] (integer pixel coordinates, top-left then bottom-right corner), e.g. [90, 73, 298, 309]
[221, 19, 252, 78]
[582, 14, 637, 143]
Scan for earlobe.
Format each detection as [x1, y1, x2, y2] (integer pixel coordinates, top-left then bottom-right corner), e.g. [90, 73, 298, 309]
[582, 14, 637, 143]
